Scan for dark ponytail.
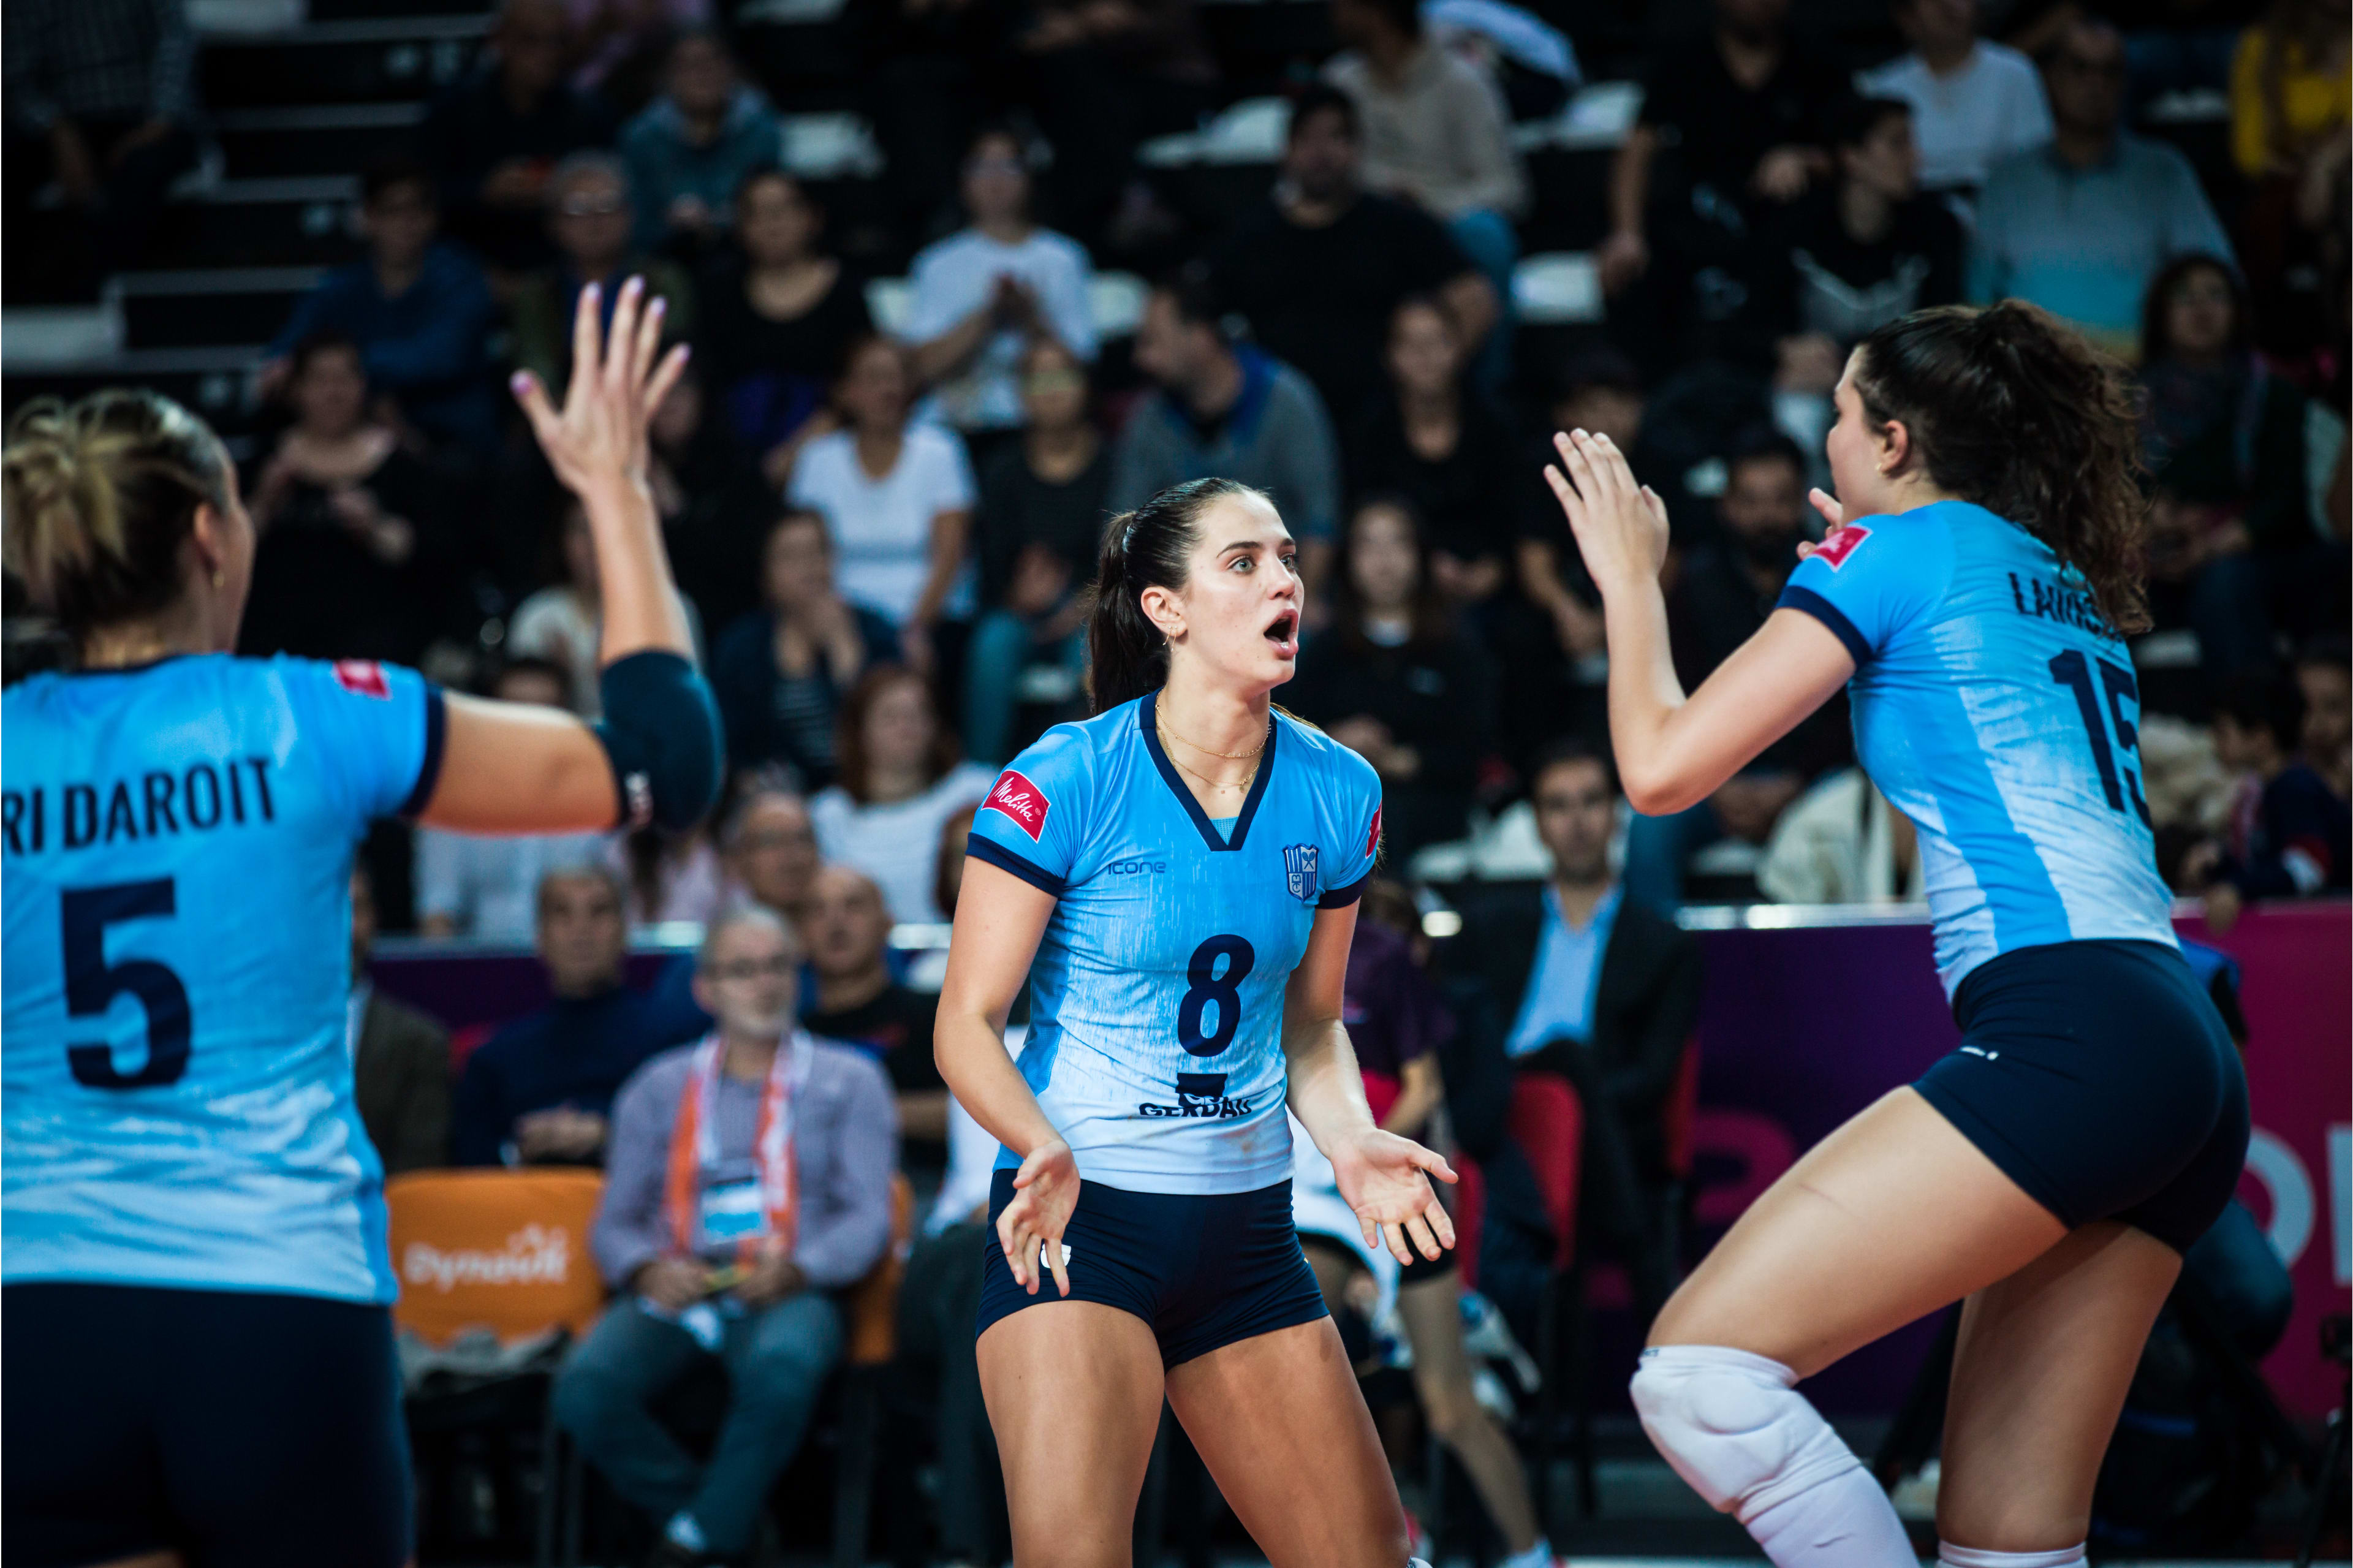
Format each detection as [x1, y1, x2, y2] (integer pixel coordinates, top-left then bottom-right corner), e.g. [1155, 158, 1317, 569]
[1087, 476, 1264, 713]
[1852, 301, 2150, 635]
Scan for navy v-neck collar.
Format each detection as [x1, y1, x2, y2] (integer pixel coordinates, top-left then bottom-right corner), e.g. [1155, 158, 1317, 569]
[1138, 692, 1278, 852]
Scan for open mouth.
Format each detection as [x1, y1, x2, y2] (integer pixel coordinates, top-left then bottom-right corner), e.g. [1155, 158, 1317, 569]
[1263, 610, 1298, 655]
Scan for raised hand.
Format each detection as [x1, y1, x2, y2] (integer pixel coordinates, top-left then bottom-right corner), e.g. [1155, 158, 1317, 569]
[1545, 428, 1670, 595]
[512, 276, 690, 500]
[996, 1137, 1078, 1297]
[1332, 1127, 1457, 1265]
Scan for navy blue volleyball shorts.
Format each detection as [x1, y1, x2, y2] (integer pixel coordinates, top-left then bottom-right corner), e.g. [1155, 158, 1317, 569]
[976, 1168, 1330, 1366]
[1914, 938, 2249, 1254]
[2, 1281, 414, 1568]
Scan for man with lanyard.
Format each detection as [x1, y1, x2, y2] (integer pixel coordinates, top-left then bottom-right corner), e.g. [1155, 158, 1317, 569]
[555, 907, 898, 1567]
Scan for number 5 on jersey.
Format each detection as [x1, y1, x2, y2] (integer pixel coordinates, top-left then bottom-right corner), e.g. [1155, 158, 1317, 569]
[62, 878, 192, 1089]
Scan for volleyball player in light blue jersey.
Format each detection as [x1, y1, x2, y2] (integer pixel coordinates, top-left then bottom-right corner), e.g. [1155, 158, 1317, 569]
[936, 478, 1458, 1568]
[1544, 301, 2246, 1567]
[2, 281, 721, 1567]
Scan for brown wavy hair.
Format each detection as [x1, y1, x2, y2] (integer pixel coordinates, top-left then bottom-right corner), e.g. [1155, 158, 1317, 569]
[1852, 301, 2150, 635]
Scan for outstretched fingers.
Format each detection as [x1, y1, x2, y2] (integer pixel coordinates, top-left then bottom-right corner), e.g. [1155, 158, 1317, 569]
[568, 279, 604, 409]
[643, 342, 691, 423]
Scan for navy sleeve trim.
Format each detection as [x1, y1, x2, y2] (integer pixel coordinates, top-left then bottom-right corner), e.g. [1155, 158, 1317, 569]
[1317, 871, 1370, 909]
[966, 835, 1066, 898]
[1778, 586, 1873, 667]
[397, 684, 449, 819]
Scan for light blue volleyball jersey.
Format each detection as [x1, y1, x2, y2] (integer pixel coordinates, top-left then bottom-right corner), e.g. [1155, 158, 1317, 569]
[3, 653, 445, 1303]
[1779, 500, 2177, 996]
[966, 694, 1383, 1194]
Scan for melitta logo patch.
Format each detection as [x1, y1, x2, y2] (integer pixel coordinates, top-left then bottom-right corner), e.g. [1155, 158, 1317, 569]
[1365, 806, 1382, 859]
[1813, 525, 1872, 570]
[333, 659, 391, 699]
[983, 770, 1048, 840]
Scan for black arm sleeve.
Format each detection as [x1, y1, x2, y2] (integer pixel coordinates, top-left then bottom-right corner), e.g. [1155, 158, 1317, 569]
[594, 650, 726, 831]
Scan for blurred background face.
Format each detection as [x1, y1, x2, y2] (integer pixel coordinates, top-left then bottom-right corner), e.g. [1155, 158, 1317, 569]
[1895, 0, 1975, 53]
[2045, 23, 2125, 136]
[1134, 294, 1213, 390]
[763, 516, 834, 612]
[2299, 662, 2350, 760]
[494, 664, 569, 709]
[1719, 455, 1808, 562]
[537, 871, 626, 994]
[496, 0, 569, 97]
[2163, 264, 2237, 361]
[293, 346, 369, 436]
[805, 866, 891, 980]
[1387, 302, 1463, 400]
[1556, 385, 1643, 451]
[551, 167, 631, 271]
[1841, 110, 1919, 202]
[666, 33, 734, 118]
[863, 676, 936, 775]
[649, 368, 702, 450]
[1284, 108, 1360, 204]
[1715, 0, 1790, 42]
[732, 794, 820, 914]
[1020, 343, 1089, 430]
[738, 173, 818, 267]
[961, 133, 1030, 227]
[362, 179, 437, 269]
[697, 915, 798, 1038]
[1533, 757, 1615, 884]
[1348, 504, 1420, 613]
[838, 341, 909, 433]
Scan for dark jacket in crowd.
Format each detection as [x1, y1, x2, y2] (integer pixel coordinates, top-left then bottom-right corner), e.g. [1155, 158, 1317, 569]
[450, 983, 705, 1167]
[354, 987, 453, 1175]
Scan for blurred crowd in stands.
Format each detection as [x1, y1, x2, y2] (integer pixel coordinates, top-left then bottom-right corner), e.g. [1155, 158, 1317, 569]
[6, 0, 2350, 1553]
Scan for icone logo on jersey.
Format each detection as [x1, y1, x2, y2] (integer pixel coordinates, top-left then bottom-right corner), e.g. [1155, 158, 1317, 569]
[983, 770, 1048, 840]
[333, 659, 392, 699]
[1812, 525, 1872, 571]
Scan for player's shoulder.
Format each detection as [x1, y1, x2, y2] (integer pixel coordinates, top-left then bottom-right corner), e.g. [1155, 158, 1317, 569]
[1276, 710, 1379, 798]
[977, 702, 1135, 836]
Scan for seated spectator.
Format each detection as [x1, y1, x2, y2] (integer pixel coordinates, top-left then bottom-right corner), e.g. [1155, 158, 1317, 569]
[725, 787, 824, 934]
[453, 865, 707, 1167]
[1347, 295, 1518, 605]
[1597, 0, 1851, 316]
[2137, 254, 2317, 679]
[1856, 0, 2052, 199]
[419, 0, 615, 273]
[1449, 742, 1703, 1324]
[2296, 637, 2351, 801]
[1287, 498, 1496, 862]
[511, 152, 697, 395]
[555, 906, 895, 1566]
[512, 501, 707, 719]
[964, 338, 1112, 765]
[787, 335, 976, 669]
[695, 170, 874, 491]
[645, 360, 778, 636]
[902, 126, 1099, 445]
[2188, 674, 2352, 929]
[619, 29, 779, 256]
[1324, 0, 1526, 387]
[1021, 0, 1217, 249]
[239, 333, 460, 667]
[567, 0, 710, 111]
[415, 661, 610, 939]
[1968, 17, 2235, 355]
[350, 865, 452, 1174]
[1211, 86, 1496, 431]
[1754, 768, 1923, 905]
[263, 159, 502, 458]
[1640, 426, 1851, 905]
[2228, 0, 2349, 343]
[810, 669, 995, 923]
[1113, 268, 1342, 597]
[713, 512, 896, 788]
[801, 865, 949, 1181]
[610, 824, 731, 930]
[2, 0, 200, 291]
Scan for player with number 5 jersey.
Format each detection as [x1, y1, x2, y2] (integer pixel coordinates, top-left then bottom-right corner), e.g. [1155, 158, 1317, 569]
[936, 477, 1456, 1568]
[1, 280, 721, 1567]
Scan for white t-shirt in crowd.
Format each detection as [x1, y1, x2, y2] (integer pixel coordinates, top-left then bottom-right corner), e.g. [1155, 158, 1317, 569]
[809, 761, 996, 923]
[414, 828, 610, 942]
[901, 227, 1099, 431]
[507, 587, 706, 719]
[788, 425, 977, 624]
[1857, 42, 2053, 192]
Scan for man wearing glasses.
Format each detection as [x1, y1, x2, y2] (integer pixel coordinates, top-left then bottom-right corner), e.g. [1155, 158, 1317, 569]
[511, 150, 697, 393]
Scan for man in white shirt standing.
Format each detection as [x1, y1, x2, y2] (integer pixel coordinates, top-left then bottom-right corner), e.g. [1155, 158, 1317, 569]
[1857, 0, 2052, 200]
[901, 126, 1099, 444]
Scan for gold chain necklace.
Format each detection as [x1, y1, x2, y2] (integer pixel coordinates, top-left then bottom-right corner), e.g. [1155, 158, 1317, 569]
[1162, 742, 1260, 795]
[1157, 707, 1267, 760]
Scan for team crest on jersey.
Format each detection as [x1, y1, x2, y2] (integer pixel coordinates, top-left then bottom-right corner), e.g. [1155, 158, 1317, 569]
[333, 659, 391, 699]
[1813, 525, 1872, 570]
[1283, 843, 1320, 903]
[983, 770, 1048, 840]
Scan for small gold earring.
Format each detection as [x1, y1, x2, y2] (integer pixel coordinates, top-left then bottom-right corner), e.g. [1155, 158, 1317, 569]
[211, 569, 225, 588]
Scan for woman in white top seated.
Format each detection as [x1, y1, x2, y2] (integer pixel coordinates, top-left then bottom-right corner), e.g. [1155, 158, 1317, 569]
[810, 665, 995, 923]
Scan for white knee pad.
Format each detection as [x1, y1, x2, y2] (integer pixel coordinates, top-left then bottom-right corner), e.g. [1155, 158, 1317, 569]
[1940, 1545, 2085, 1567]
[1627, 1346, 1865, 1523]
